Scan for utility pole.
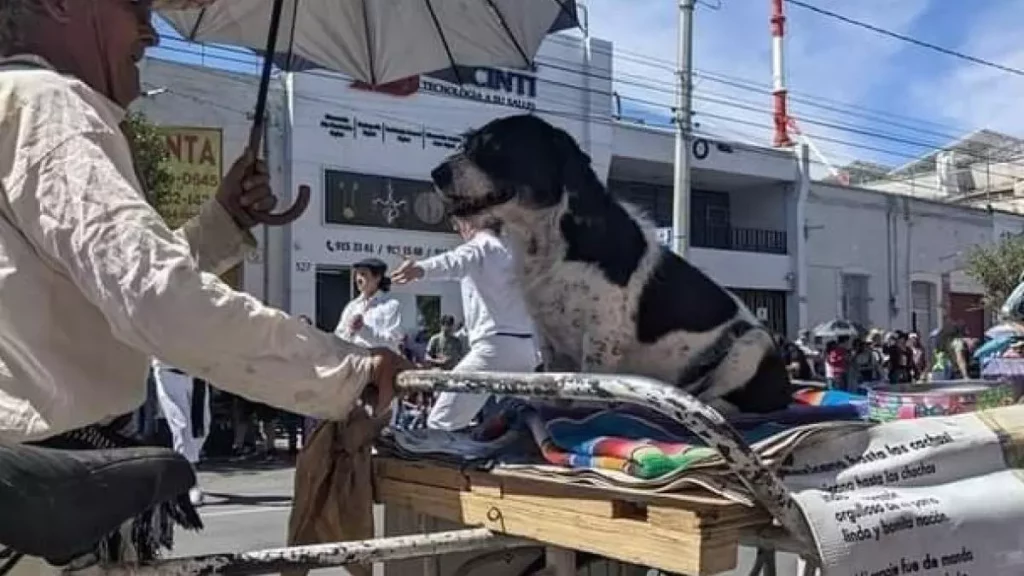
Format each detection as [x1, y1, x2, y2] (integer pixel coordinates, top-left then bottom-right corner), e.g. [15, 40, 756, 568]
[672, 0, 696, 258]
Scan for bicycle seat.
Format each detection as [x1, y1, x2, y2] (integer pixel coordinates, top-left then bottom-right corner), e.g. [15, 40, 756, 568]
[0, 442, 197, 565]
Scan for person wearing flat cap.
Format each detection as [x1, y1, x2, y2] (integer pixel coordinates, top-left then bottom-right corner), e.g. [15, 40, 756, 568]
[335, 257, 404, 353]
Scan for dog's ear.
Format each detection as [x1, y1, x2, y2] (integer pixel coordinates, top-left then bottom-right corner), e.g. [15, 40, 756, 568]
[553, 128, 594, 194]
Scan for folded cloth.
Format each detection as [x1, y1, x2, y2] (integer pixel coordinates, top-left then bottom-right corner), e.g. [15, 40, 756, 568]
[791, 387, 869, 419]
[381, 424, 525, 461]
[527, 394, 863, 435]
[524, 410, 726, 479]
[286, 407, 389, 576]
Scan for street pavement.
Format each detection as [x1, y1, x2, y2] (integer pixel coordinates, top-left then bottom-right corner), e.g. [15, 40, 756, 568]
[174, 461, 297, 558]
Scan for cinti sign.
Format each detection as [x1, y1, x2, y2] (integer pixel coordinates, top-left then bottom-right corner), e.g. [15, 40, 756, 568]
[351, 65, 539, 112]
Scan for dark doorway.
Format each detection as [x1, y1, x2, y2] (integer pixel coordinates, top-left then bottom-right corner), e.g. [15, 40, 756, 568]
[315, 266, 353, 332]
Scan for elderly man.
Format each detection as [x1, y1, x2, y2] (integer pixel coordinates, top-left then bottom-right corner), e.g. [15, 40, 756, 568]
[0, 0, 408, 568]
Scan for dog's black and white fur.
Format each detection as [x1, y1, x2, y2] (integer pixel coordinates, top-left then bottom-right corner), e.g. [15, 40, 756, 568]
[430, 114, 793, 414]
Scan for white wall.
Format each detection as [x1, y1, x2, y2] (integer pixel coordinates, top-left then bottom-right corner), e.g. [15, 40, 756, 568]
[690, 249, 792, 291]
[613, 123, 798, 183]
[287, 34, 614, 329]
[803, 183, 1021, 332]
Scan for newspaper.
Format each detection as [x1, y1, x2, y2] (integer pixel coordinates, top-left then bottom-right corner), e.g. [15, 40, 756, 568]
[780, 405, 1024, 576]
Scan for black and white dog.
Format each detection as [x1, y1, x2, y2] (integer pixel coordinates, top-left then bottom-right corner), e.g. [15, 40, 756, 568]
[430, 114, 793, 414]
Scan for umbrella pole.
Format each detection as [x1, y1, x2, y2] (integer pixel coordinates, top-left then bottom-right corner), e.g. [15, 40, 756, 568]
[248, 0, 286, 154]
[244, 0, 310, 226]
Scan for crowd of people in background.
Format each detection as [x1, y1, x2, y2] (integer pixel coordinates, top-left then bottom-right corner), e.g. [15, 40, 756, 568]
[778, 324, 982, 392]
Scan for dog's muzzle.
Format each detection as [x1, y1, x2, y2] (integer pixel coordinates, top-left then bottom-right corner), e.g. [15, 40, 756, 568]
[431, 163, 454, 190]
[440, 188, 517, 218]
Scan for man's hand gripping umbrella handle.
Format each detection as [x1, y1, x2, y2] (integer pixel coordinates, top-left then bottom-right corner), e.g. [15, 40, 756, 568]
[243, 121, 310, 226]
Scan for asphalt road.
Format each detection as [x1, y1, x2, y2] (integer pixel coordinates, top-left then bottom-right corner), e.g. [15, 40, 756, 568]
[174, 462, 297, 558]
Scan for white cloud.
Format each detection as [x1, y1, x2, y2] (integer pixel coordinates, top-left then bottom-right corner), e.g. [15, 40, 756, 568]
[582, 0, 936, 173]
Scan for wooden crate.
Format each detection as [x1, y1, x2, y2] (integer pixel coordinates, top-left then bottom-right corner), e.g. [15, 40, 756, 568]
[374, 458, 772, 575]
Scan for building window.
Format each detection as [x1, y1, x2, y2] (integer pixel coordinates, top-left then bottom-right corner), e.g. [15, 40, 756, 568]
[324, 169, 450, 233]
[416, 294, 442, 337]
[608, 180, 672, 226]
[841, 274, 871, 327]
[911, 281, 936, 337]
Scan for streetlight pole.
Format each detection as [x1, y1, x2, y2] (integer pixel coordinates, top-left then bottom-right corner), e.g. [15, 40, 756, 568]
[672, 0, 696, 257]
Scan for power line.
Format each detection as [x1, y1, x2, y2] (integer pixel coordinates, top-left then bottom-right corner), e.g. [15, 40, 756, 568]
[148, 58, 986, 201]
[784, 0, 1024, 78]
[146, 33, 1024, 191]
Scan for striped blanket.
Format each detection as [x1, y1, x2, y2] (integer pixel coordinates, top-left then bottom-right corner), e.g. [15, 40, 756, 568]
[522, 409, 783, 479]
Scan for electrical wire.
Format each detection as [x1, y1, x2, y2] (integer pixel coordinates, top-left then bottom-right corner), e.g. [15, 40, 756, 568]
[784, 0, 1024, 78]
[146, 36, 1024, 196]
[144, 25, 1024, 197]
[146, 68, 985, 201]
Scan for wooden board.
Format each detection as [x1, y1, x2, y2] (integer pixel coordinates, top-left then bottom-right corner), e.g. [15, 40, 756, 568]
[373, 458, 773, 576]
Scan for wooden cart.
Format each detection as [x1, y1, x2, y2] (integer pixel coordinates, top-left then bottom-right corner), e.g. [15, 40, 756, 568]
[375, 457, 774, 575]
[63, 370, 817, 575]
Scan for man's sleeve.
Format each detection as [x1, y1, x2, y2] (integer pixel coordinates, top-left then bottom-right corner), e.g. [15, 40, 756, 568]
[5, 129, 375, 419]
[174, 198, 256, 276]
[419, 236, 488, 281]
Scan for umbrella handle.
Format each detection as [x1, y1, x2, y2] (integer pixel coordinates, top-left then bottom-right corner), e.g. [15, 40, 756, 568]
[244, 121, 310, 226]
[254, 184, 311, 226]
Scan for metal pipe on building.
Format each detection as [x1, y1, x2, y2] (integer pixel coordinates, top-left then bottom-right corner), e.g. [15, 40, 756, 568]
[671, 0, 696, 257]
[795, 144, 810, 332]
[770, 0, 793, 148]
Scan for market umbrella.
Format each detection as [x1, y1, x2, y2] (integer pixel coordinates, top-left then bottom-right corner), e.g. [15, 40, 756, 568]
[156, 0, 578, 225]
[811, 319, 863, 341]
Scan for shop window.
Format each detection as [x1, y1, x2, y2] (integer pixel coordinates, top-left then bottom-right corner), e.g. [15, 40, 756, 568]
[416, 294, 442, 337]
[324, 169, 451, 233]
[841, 273, 871, 328]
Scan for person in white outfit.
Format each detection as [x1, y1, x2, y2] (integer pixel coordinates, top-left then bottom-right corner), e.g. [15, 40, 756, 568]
[335, 257, 404, 353]
[151, 358, 210, 506]
[392, 216, 538, 431]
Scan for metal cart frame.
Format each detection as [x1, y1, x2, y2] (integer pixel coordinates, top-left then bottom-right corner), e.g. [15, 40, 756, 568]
[66, 370, 821, 576]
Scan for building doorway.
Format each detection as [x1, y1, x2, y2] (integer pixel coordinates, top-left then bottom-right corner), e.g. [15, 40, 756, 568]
[949, 292, 985, 338]
[731, 288, 788, 336]
[911, 281, 936, 339]
[315, 265, 353, 332]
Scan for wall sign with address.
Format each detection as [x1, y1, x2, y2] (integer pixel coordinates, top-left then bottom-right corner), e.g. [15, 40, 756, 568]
[325, 240, 450, 259]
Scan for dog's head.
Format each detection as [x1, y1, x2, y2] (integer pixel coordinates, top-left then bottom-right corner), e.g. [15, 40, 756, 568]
[430, 114, 595, 219]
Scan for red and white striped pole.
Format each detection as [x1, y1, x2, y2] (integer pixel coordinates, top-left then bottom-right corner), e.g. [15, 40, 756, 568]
[771, 0, 793, 147]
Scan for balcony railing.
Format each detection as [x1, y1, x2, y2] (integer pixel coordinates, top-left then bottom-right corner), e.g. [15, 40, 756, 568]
[691, 225, 788, 255]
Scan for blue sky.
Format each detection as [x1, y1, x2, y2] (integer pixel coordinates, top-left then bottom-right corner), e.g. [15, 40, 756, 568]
[150, 1, 1024, 174]
[583, 0, 1024, 171]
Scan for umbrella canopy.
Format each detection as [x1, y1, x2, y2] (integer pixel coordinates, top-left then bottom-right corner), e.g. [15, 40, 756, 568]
[159, 0, 577, 86]
[156, 0, 577, 226]
[812, 319, 863, 341]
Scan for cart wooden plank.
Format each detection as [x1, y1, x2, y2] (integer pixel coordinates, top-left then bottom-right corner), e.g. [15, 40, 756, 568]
[374, 458, 773, 576]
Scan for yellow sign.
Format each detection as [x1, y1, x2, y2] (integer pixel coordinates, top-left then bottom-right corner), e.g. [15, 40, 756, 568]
[159, 126, 223, 227]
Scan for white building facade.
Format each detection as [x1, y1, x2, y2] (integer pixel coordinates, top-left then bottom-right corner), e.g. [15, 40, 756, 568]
[139, 32, 1024, 340]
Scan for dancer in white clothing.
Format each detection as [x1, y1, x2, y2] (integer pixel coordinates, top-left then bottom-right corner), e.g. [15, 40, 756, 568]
[393, 216, 538, 431]
[335, 257, 404, 353]
[151, 358, 210, 506]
